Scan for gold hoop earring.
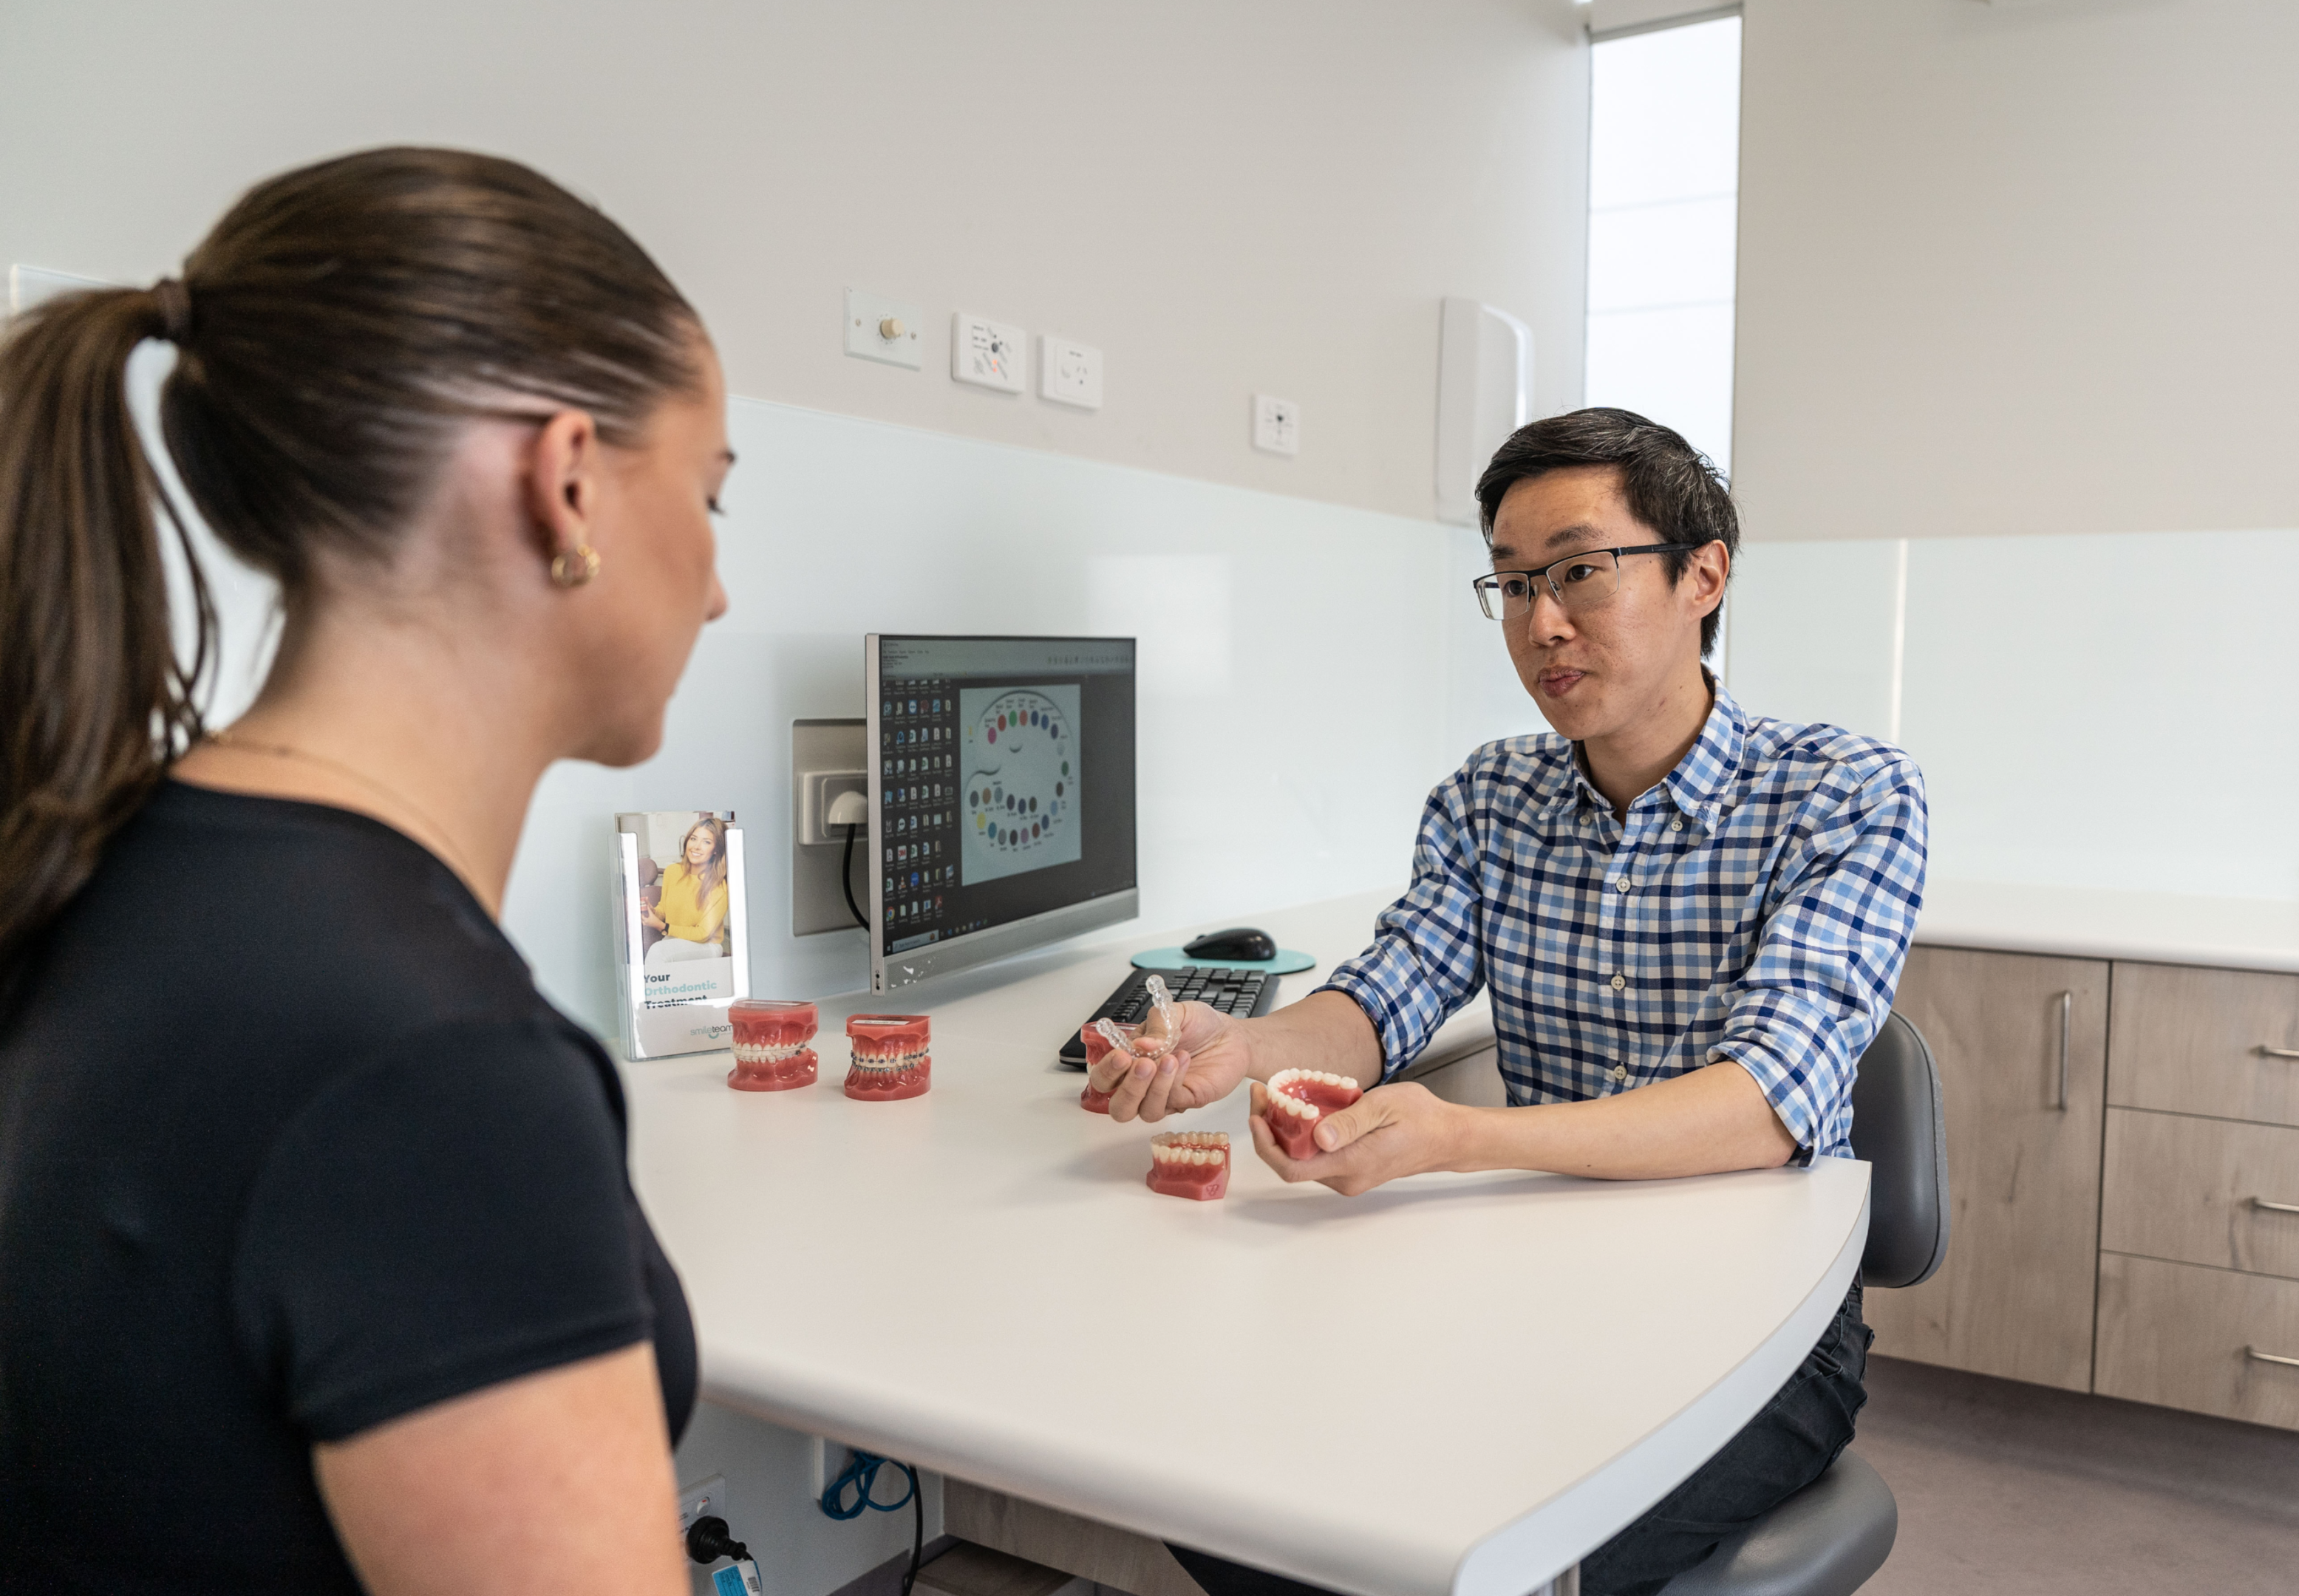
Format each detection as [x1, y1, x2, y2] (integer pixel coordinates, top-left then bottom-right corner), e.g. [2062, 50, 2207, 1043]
[550, 545, 602, 588]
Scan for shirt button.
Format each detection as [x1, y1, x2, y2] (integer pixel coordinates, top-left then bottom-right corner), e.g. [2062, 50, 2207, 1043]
[1614, 877, 1631, 893]
[1670, 818, 1685, 833]
[1610, 973, 1627, 991]
[1610, 1065, 1629, 1082]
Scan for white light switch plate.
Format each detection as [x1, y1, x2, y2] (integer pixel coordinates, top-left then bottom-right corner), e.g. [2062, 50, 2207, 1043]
[845, 287, 923, 369]
[952, 311, 1026, 393]
[1039, 335, 1103, 409]
[1253, 393, 1300, 456]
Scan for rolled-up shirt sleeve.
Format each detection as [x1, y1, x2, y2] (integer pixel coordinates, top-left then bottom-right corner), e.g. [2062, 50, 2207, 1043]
[1710, 759, 1929, 1163]
[1318, 771, 1490, 1079]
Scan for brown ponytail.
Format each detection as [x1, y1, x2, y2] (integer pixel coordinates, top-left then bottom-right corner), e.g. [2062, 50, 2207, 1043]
[0, 286, 214, 970]
[0, 147, 704, 969]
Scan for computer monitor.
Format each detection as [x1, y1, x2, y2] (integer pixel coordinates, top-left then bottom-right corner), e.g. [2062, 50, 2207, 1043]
[866, 635, 1138, 994]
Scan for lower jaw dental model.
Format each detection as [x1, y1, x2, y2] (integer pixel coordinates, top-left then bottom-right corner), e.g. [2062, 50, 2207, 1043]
[1076, 1021, 1137, 1113]
[844, 1014, 931, 1101]
[1075, 974, 1182, 1113]
[1148, 1131, 1230, 1201]
[1261, 1068, 1363, 1159]
[726, 999, 819, 1091]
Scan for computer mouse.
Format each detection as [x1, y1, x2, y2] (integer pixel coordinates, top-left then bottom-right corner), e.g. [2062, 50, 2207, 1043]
[1183, 927, 1276, 963]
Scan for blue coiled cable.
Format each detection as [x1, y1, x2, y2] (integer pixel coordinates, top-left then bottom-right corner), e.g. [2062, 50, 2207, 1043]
[820, 1450, 926, 1596]
[819, 1450, 916, 1519]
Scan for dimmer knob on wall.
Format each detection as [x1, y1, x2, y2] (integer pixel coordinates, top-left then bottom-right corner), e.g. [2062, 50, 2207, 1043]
[845, 287, 924, 369]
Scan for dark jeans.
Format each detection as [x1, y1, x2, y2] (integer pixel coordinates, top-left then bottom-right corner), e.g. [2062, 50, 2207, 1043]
[1169, 1280, 1871, 1596]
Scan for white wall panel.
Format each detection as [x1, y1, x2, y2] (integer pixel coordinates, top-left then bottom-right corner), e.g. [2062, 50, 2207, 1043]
[1723, 539, 1901, 740]
[1735, 0, 2299, 542]
[1726, 528, 2299, 905]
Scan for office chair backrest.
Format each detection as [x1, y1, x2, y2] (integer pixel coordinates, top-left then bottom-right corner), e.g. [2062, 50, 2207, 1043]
[1847, 1011, 1949, 1289]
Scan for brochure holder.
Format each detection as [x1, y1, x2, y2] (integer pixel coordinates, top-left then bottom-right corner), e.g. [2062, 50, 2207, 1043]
[610, 811, 752, 1060]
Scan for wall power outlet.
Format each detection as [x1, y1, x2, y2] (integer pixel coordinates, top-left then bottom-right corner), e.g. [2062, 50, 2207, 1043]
[678, 1473, 729, 1532]
[798, 769, 868, 848]
[792, 720, 868, 938]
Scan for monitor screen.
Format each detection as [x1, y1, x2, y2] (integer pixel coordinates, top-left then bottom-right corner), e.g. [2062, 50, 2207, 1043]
[868, 635, 1137, 991]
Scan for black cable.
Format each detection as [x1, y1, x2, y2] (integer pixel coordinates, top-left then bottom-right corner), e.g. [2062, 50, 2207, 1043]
[840, 820, 869, 930]
[901, 1462, 923, 1596]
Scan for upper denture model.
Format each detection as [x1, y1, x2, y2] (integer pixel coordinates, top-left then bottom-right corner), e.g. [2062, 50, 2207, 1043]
[727, 999, 819, 1091]
[1261, 1068, 1363, 1160]
[1148, 1130, 1230, 1201]
[844, 1013, 931, 1101]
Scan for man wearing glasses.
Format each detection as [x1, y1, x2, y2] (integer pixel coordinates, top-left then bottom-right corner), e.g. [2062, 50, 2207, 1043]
[1090, 408, 1927, 1596]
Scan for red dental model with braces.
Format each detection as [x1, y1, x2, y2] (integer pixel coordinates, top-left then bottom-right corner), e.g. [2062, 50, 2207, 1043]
[1148, 1131, 1229, 1200]
[844, 1014, 931, 1101]
[726, 999, 819, 1091]
[1261, 1068, 1363, 1159]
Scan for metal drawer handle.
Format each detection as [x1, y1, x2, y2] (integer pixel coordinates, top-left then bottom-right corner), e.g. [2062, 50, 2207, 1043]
[2056, 991, 2071, 1110]
[2252, 1197, 2299, 1216]
[2261, 1045, 2299, 1060]
[2247, 1346, 2299, 1369]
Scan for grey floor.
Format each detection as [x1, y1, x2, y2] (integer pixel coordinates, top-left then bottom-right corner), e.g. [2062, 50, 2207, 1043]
[1855, 1355, 2299, 1594]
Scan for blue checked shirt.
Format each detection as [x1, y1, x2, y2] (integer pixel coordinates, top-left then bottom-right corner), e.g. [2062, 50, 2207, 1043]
[1319, 686, 1927, 1162]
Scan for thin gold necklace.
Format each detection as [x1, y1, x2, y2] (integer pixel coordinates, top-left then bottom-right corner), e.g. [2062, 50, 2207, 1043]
[206, 727, 485, 892]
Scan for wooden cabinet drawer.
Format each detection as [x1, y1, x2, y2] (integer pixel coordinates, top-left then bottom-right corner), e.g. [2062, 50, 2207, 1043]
[2101, 1109, 2299, 1280]
[2109, 962, 2299, 1127]
[2096, 1254, 2299, 1431]
[1867, 946, 2108, 1391]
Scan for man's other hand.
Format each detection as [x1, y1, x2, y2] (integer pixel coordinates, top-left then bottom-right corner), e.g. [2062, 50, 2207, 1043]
[1089, 1003, 1252, 1122]
[1247, 1079, 1463, 1196]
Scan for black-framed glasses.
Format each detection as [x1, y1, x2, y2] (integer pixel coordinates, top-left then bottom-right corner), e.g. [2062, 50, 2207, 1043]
[1471, 544, 1700, 621]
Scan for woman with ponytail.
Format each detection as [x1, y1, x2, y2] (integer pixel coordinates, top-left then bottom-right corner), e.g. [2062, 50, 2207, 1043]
[0, 149, 732, 1594]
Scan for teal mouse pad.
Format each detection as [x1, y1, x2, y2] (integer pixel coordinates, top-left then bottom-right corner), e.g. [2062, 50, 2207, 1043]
[1131, 947, 1318, 976]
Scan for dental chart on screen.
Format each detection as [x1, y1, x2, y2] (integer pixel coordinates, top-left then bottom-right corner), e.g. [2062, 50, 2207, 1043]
[959, 683, 1081, 884]
[868, 636, 1137, 989]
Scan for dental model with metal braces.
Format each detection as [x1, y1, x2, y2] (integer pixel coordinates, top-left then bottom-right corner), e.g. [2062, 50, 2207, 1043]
[726, 998, 819, 1091]
[1261, 1068, 1363, 1159]
[844, 1014, 931, 1101]
[1148, 1130, 1230, 1201]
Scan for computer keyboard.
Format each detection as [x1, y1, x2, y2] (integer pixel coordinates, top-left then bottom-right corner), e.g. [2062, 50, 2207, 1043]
[1055, 964, 1281, 1069]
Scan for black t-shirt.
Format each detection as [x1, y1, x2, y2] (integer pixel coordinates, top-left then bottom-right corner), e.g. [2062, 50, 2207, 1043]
[0, 783, 697, 1592]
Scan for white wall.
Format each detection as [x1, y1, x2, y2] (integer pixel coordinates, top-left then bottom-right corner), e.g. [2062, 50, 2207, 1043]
[1733, 0, 2299, 543]
[0, 0, 1591, 523]
[1724, 527, 2299, 904]
[1717, 0, 2299, 910]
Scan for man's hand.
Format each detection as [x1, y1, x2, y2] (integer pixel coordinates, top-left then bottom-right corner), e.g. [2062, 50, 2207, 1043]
[1246, 1079, 1465, 1196]
[1088, 1002, 1253, 1122]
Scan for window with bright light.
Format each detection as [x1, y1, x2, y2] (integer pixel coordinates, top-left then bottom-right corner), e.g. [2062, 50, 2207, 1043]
[1584, 15, 1743, 473]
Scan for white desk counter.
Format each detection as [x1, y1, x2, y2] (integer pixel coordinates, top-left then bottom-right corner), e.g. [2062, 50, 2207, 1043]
[1915, 879, 2299, 974]
[624, 891, 1868, 1596]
